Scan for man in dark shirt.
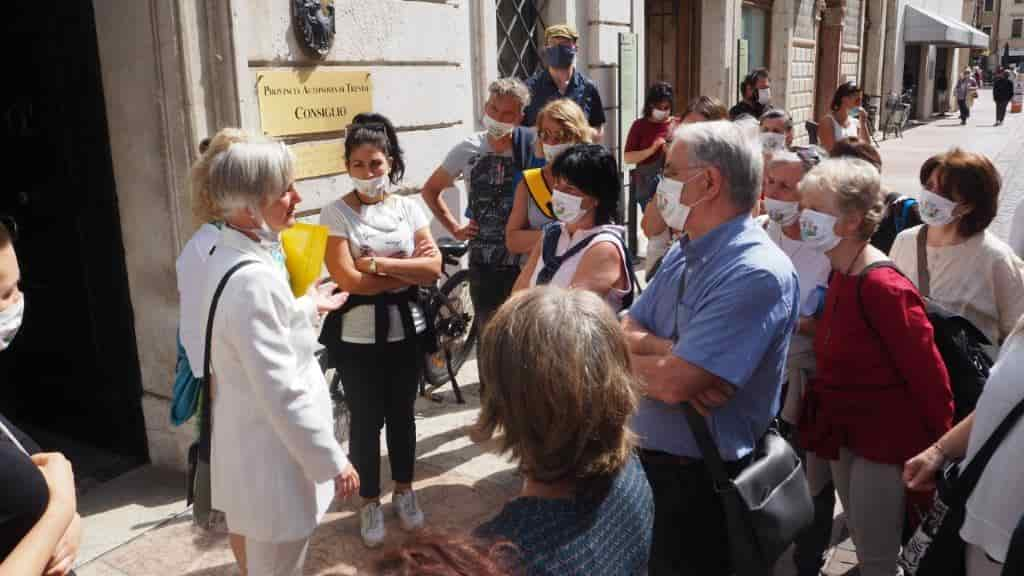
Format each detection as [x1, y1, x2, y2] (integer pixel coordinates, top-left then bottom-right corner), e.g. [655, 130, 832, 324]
[523, 24, 606, 138]
[729, 68, 774, 120]
[993, 69, 1014, 126]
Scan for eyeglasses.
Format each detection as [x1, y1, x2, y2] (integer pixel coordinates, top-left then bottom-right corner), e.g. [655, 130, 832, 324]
[0, 215, 17, 242]
[538, 129, 571, 143]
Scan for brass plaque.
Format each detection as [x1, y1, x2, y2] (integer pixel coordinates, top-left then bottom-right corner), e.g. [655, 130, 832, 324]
[257, 69, 372, 137]
[291, 139, 346, 180]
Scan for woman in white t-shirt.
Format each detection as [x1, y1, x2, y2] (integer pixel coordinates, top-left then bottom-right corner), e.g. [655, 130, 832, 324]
[904, 317, 1024, 575]
[890, 150, 1024, 349]
[319, 116, 442, 549]
[819, 81, 871, 153]
[513, 144, 632, 312]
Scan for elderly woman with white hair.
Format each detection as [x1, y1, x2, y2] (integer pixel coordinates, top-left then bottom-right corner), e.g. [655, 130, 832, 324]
[797, 158, 953, 576]
[201, 133, 359, 575]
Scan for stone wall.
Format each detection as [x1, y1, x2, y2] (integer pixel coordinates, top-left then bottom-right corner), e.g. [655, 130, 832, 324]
[790, 41, 819, 143]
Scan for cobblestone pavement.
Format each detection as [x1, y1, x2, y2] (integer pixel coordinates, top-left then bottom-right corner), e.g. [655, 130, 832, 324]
[76, 93, 1024, 576]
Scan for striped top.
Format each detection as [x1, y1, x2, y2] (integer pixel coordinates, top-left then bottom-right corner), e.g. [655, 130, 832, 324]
[476, 455, 654, 575]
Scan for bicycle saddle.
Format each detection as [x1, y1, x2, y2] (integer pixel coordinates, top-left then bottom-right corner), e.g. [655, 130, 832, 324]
[436, 237, 468, 258]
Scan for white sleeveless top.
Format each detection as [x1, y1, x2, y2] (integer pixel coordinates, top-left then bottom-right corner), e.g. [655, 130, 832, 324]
[528, 224, 631, 311]
[829, 114, 860, 141]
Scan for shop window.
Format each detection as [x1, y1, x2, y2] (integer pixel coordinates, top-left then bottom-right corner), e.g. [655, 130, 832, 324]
[741, 2, 771, 73]
[496, 0, 548, 80]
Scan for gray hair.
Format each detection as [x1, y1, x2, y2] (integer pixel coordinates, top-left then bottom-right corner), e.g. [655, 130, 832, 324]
[672, 120, 762, 212]
[767, 145, 825, 174]
[488, 77, 531, 111]
[759, 109, 793, 131]
[798, 157, 884, 240]
[207, 138, 295, 218]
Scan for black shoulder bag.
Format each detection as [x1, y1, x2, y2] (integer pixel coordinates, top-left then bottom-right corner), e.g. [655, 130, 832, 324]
[673, 264, 814, 575]
[186, 259, 257, 529]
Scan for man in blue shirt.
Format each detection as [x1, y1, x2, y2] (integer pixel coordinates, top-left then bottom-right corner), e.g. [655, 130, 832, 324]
[622, 120, 799, 575]
[523, 24, 606, 137]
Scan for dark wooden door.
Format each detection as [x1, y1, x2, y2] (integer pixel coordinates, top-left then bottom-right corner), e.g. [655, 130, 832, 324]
[645, 0, 701, 111]
[0, 2, 147, 465]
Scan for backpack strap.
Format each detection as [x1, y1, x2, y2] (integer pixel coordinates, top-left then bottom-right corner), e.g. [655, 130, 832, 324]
[198, 259, 259, 463]
[957, 395, 1024, 499]
[855, 261, 907, 338]
[523, 168, 555, 219]
[897, 198, 917, 232]
[916, 225, 931, 298]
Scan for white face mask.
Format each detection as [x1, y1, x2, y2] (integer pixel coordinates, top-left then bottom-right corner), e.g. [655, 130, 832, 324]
[543, 142, 573, 163]
[799, 209, 843, 253]
[0, 295, 25, 352]
[482, 113, 515, 140]
[655, 172, 706, 231]
[651, 108, 671, 122]
[764, 198, 801, 226]
[918, 189, 960, 227]
[758, 87, 772, 104]
[760, 132, 787, 153]
[352, 174, 389, 199]
[551, 189, 587, 224]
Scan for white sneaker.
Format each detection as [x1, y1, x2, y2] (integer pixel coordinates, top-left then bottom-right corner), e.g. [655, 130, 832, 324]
[393, 490, 425, 531]
[360, 502, 386, 548]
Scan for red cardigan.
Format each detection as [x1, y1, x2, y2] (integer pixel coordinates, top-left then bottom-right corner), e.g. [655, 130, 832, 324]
[799, 266, 953, 465]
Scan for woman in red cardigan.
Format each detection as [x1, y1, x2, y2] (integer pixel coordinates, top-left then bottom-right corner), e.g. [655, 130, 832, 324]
[797, 157, 953, 576]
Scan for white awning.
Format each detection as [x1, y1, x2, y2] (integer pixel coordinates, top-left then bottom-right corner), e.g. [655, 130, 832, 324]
[904, 5, 989, 49]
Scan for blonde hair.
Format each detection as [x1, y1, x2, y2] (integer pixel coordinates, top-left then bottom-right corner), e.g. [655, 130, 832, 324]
[475, 287, 638, 492]
[534, 99, 594, 156]
[189, 128, 251, 227]
[799, 157, 884, 240]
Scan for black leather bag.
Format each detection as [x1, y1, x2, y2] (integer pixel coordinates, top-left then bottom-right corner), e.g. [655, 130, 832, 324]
[683, 405, 814, 575]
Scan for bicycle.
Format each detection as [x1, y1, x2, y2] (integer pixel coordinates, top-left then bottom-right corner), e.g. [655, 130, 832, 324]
[314, 236, 478, 441]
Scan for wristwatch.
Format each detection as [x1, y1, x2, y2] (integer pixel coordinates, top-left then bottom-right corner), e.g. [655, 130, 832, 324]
[369, 256, 378, 275]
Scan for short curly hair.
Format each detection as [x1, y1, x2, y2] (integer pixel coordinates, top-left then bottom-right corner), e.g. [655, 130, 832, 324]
[799, 157, 884, 240]
[488, 77, 531, 112]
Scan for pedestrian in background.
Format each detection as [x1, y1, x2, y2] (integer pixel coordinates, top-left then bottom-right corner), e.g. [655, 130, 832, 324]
[523, 24, 606, 137]
[797, 158, 953, 576]
[320, 118, 441, 548]
[202, 137, 357, 575]
[421, 78, 536, 330]
[474, 287, 654, 576]
[514, 145, 633, 313]
[819, 82, 871, 153]
[729, 68, 773, 120]
[761, 146, 835, 576]
[890, 149, 1024, 348]
[759, 109, 795, 152]
[624, 82, 677, 210]
[624, 121, 799, 575]
[956, 68, 979, 126]
[0, 220, 82, 576]
[993, 69, 1014, 126]
[505, 98, 593, 256]
[640, 96, 727, 277]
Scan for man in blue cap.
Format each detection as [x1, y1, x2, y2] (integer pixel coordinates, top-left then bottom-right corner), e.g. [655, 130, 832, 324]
[523, 24, 606, 138]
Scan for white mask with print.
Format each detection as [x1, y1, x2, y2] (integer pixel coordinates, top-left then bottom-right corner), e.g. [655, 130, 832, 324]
[764, 198, 801, 226]
[758, 88, 772, 104]
[918, 189, 959, 227]
[352, 174, 390, 199]
[799, 209, 842, 253]
[551, 189, 586, 224]
[655, 172, 706, 231]
[482, 113, 515, 140]
[543, 142, 573, 163]
[760, 132, 787, 153]
[0, 296, 24, 352]
[651, 108, 671, 122]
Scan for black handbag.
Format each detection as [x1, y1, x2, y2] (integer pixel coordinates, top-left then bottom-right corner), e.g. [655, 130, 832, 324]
[899, 395, 1024, 575]
[683, 406, 814, 575]
[186, 259, 257, 529]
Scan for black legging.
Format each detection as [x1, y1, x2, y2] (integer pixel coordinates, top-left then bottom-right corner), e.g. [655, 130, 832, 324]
[336, 337, 422, 500]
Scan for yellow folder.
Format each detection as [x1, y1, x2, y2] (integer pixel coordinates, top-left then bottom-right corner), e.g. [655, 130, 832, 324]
[281, 222, 329, 297]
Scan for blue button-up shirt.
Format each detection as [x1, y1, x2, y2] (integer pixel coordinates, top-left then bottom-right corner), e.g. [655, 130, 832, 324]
[523, 68, 606, 128]
[628, 214, 800, 461]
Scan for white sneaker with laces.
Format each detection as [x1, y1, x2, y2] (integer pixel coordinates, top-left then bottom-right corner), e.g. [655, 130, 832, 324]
[360, 502, 386, 548]
[393, 490, 425, 531]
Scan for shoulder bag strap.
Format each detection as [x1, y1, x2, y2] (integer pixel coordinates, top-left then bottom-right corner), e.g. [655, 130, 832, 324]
[523, 168, 555, 219]
[856, 261, 906, 338]
[199, 259, 258, 461]
[917, 225, 930, 298]
[536, 224, 602, 285]
[958, 395, 1024, 496]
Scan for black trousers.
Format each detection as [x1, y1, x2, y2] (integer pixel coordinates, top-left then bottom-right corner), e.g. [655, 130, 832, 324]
[468, 265, 520, 330]
[997, 100, 1009, 123]
[958, 98, 970, 122]
[793, 477, 837, 576]
[640, 450, 748, 576]
[336, 338, 421, 500]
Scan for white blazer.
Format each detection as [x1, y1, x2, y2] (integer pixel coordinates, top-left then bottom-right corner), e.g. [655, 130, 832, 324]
[201, 227, 349, 543]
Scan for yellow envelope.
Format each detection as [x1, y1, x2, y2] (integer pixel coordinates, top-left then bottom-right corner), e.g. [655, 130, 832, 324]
[281, 222, 329, 297]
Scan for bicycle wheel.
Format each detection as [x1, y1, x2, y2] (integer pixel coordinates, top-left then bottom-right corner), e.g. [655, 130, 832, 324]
[423, 269, 477, 386]
[316, 347, 349, 444]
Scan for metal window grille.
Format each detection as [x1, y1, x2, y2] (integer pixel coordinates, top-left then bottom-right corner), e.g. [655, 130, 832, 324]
[496, 0, 548, 79]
